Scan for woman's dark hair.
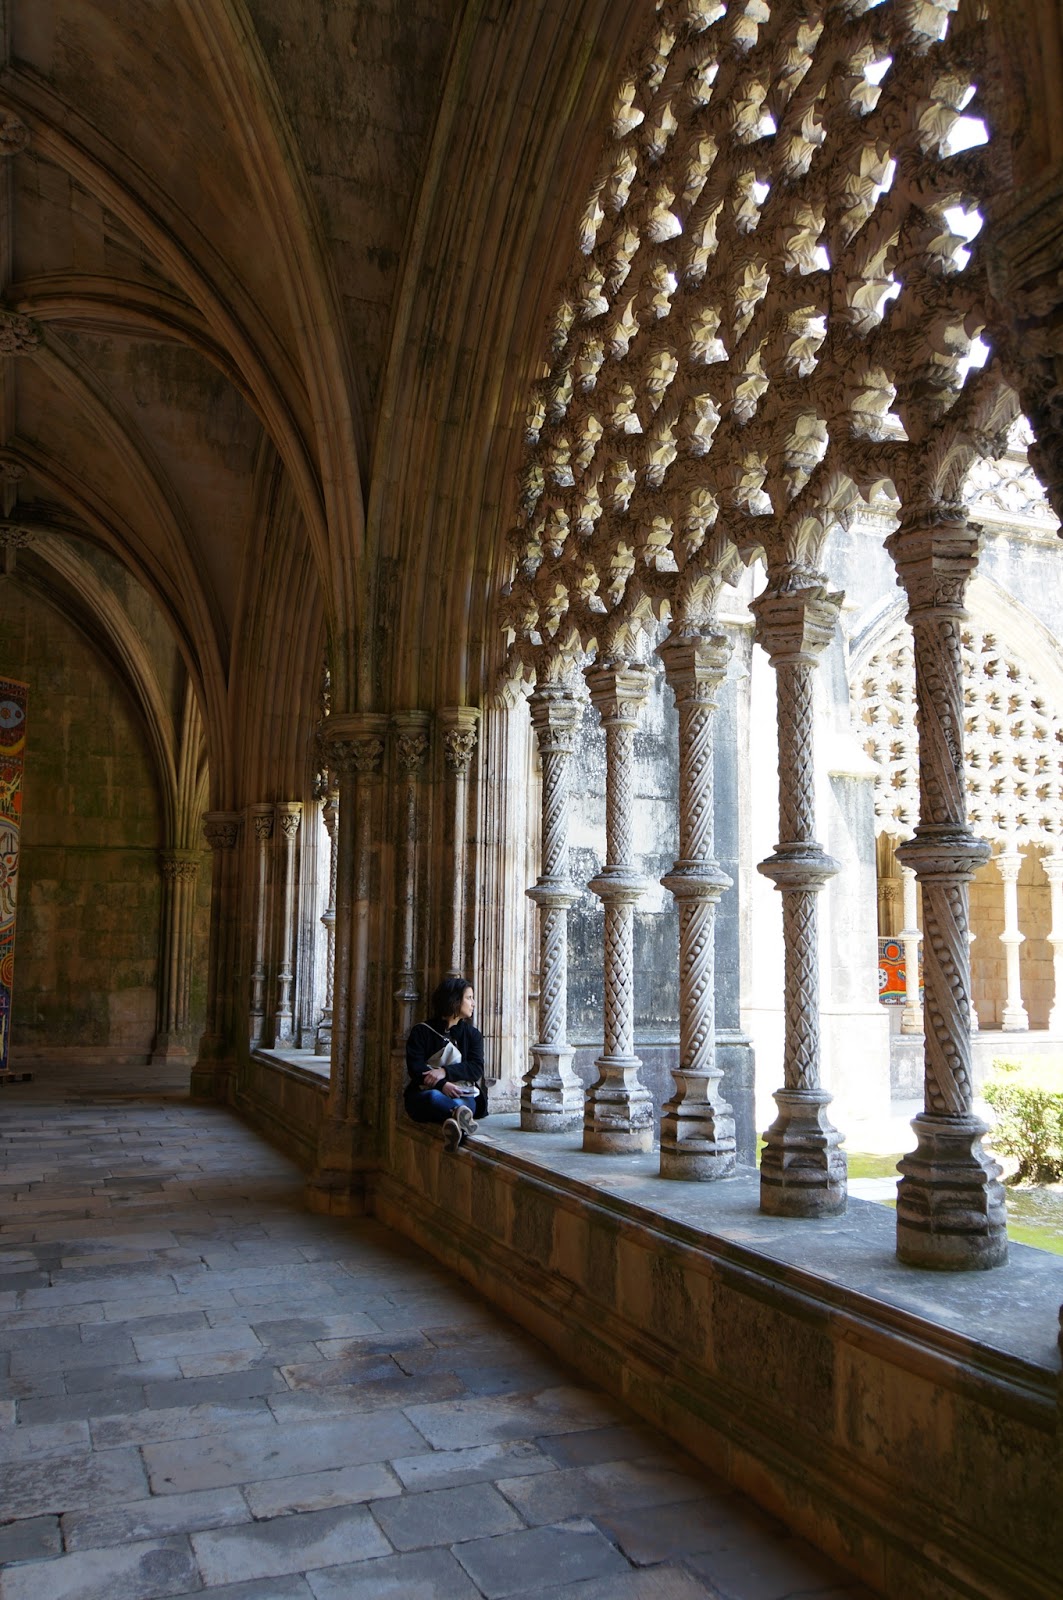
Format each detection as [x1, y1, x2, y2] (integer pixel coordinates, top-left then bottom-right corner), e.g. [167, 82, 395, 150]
[430, 975, 472, 1021]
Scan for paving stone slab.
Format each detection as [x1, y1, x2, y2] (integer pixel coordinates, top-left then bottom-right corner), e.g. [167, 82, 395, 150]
[306, 1546, 482, 1599]
[176, 1345, 320, 1378]
[144, 1366, 287, 1410]
[66, 1357, 182, 1391]
[0, 1418, 90, 1463]
[243, 1460, 401, 1518]
[0, 1535, 198, 1600]
[533, 1568, 721, 1599]
[168, 1579, 314, 1600]
[370, 1480, 526, 1550]
[62, 1486, 251, 1551]
[391, 1439, 556, 1493]
[537, 1425, 666, 1469]
[454, 1519, 631, 1597]
[594, 1494, 786, 1566]
[0, 1512, 63, 1565]
[497, 1459, 709, 1527]
[267, 1371, 464, 1421]
[90, 1397, 275, 1447]
[687, 1536, 867, 1599]
[190, 1503, 391, 1585]
[144, 1409, 425, 1493]
[249, 1313, 391, 1346]
[17, 1381, 148, 1425]
[405, 1387, 623, 1451]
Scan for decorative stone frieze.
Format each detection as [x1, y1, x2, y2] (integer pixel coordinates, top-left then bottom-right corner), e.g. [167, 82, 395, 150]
[583, 661, 654, 1153]
[751, 580, 845, 1218]
[887, 515, 1006, 1270]
[658, 626, 735, 1180]
[522, 676, 584, 1131]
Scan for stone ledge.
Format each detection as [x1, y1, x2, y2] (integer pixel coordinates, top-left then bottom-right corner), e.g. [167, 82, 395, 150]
[374, 1115, 1061, 1600]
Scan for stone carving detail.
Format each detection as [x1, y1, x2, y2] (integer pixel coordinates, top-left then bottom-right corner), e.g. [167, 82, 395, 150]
[857, 614, 1063, 846]
[0, 114, 28, 156]
[442, 725, 478, 776]
[889, 516, 1005, 1269]
[523, 682, 585, 1131]
[253, 812, 274, 843]
[583, 663, 654, 1154]
[658, 628, 735, 1180]
[203, 816, 239, 851]
[0, 310, 41, 355]
[752, 583, 845, 1217]
[160, 851, 199, 884]
[396, 731, 429, 775]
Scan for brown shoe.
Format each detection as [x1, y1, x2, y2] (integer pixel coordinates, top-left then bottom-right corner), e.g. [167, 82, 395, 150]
[442, 1117, 461, 1152]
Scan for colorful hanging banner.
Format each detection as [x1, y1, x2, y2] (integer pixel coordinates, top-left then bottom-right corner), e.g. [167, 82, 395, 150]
[878, 936, 922, 1006]
[0, 677, 28, 1073]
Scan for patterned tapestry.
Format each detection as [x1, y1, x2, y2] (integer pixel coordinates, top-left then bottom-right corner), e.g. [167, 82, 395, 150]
[878, 938, 923, 1007]
[0, 677, 28, 1072]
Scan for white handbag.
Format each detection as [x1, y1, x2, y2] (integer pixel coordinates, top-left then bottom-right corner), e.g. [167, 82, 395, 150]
[426, 1038, 462, 1071]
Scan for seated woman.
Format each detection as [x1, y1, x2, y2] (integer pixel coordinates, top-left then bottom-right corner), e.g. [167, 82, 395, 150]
[404, 976, 488, 1150]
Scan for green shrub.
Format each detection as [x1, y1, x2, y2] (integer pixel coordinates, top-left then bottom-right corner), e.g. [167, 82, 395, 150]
[984, 1059, 1063, 1184]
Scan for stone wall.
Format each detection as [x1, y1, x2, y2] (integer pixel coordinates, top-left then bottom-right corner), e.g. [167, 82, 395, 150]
[0, 583, 165, 1059]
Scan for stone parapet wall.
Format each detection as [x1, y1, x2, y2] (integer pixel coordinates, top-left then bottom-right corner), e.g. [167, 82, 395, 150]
[377, 1120, 1062, 1600]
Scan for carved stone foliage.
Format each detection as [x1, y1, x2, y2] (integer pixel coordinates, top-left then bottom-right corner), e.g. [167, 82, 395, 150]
[856, 616, 1063, 844]
[500, 0, 1015, 672]
[203, 815, 240, 851]
[0, 113, 28, 156]
[0, 310, 42, 355]
[442, 725, 478, 776]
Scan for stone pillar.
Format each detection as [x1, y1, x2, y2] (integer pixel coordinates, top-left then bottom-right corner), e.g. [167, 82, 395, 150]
[1044, 851, 1063, 1033]
[248, 804, 274, 1047]
[887, 516, 1005, 1270]
[393, 714, 430, 1045]
[315, 785, 339, 1056]
[751, 581, 846, 1218]
[308, 715, 387, 1215]
[192, 811, 241, 1096]
[440, 708, 480, 979]
[153, 848, 200, 1062]
[899, 862, 923, 1034]
[272, 802, 302, 1044]
[997, 847, 1029, 1031]
[522, 685, 584, 1131]
[583, 663, 654, 1153]
[658, 627, 735, 1179]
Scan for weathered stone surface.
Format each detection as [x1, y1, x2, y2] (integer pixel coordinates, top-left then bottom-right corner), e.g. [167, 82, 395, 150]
[0, 1536, 199, 1600]
[62, 1485, 251, 1551]
[190, 1504, 391, 1586]
[454, 1521, 631, 1597]
[369, 1480, 524, 1550]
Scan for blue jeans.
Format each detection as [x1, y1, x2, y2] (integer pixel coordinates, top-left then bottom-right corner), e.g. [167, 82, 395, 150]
[405, 1088, 470, 1125]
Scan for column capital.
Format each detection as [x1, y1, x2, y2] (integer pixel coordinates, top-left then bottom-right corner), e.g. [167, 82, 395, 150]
[392, 711, 431, 777]
[323, 712, 388, 777]
[439, 706, 481, 775]
[1042, 850, 1063, 886]
[275, 801, 302, 839]
[657, 627, 731, 703]
[584, 661, 652, 724]
[160, 848, 200, 884]
[202, 811, 240, 851]
[885, 514, 980, 615]
[749, 580, 841, 666]
[250, 802, 274, 843]
[528, 685, 583, 752]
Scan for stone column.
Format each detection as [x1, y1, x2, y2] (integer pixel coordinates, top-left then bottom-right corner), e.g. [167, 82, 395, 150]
[886, 516, 1005, 1270]
[898, 862, 923, 1034]
[751, 581, 846, 1217]
[248, 803, 273, 1047]
[308, 715, 387, 1215]
[152, 848, 200, 1062]
[393, 714, 430, 1045]
[273, 802, 302, 1044]
[315, 785, 339, 1056]
[192, 811, 241, 1096]
[522, 685, 584, 1131]
[584, 663, 654, 1153]
[658, 627, 735, 1179]
[997, 847, 1029, 1031]
[440, 708, 480, 978]
[1044, 851, 1063, 1032]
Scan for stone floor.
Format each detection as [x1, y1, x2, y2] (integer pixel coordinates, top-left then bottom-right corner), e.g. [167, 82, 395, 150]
[0, 1064, 876, 1600]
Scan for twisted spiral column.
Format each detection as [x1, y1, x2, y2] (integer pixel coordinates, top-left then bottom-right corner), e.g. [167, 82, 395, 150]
[584, 663, 654, 1153]
[887, 516, 1005, 1270]
[751, 582, 846, 1218]
[658, 629, 735, 1179]
[523, 688, 583, 1130]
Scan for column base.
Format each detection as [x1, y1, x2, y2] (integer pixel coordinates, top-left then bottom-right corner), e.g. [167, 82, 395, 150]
[521, 1044, 583, 1131]
[305, 1121, 371, 1216]
[583, 1056, 653, 1153]
[896, 1113, 1007, 1270]
[1001, 1011, 1029, 1032]
[760, 1089, 847, 1217]
[659, 1070, 736, 1180]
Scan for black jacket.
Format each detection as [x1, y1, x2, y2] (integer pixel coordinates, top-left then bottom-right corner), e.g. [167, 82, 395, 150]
[404, 1016, 488, 1118]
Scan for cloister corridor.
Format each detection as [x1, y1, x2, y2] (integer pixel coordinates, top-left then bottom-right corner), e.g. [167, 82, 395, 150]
[0, 1064, 871, 1600]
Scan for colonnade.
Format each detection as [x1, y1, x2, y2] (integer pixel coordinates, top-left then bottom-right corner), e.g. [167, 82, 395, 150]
[521, 527, 1007, 1271]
